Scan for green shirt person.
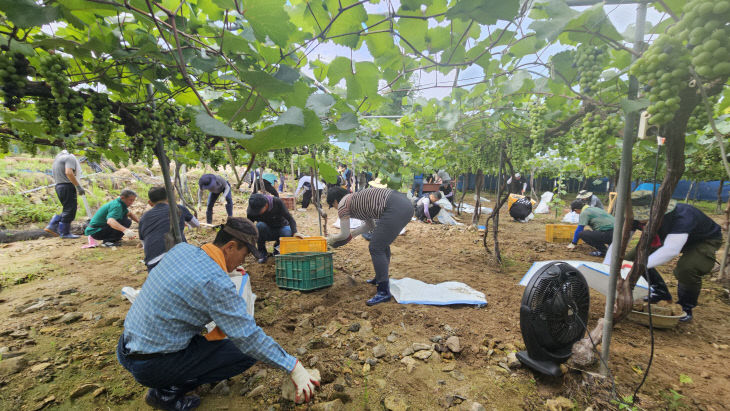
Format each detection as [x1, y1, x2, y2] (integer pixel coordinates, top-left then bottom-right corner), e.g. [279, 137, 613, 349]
[84, 190, 140, 247]
[567, 200, 615, 257]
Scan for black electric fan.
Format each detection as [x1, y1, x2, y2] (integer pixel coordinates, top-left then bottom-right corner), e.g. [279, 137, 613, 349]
[517, 261, 590, 376]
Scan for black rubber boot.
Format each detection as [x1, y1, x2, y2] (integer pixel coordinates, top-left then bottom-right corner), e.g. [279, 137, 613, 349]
[145, 387, 201, 411]
[677, 284, 700, 323]
[643, 268, 672, 303]
[366, 278, 377, 285]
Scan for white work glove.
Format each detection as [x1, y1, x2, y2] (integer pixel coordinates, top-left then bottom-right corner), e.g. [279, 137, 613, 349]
[293, 232, 306, 239]
[290, 360, 320, 403]
[123, 229, 136, 239]
[566, 243, 576, 250]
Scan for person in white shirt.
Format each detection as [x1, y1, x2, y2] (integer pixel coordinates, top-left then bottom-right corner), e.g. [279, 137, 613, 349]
[293, 175, 325, 209]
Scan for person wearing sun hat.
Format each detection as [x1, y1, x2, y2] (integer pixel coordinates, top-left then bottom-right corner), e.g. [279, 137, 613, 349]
[604, 190, 722, 322]
[576, 190, 604, 209]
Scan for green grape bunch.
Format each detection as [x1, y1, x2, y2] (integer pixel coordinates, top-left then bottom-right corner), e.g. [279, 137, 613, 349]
[580, 112, 620, 163]
[0, 52, 32, 109]
[528, 101, 548, 154]
[631, 36, 690, 126]
[575, 45, 607, 95]
[38, 54, 84, 134]
[87, 92, 114, 147]
[678, 0, 730, 79]
[36, 97, 60, 133]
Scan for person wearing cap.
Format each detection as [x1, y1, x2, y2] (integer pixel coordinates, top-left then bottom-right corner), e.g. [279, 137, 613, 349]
[198, 174, 233, 225]
[247, 193, 302, 263]
[576, 190, 604, 209]
[567, 199, 614, 257]
[117, 218, 320, 410]
[604, 191, 723, 322]
[326, 180, 414, 306]
[506, 173, 527, 195]
[138, 186, 199, 272]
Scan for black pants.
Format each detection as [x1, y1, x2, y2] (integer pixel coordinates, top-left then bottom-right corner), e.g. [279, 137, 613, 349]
[253, 180, 278, 197]
[55, 183, 77, 224]
[578, 229, 613, 253]
[302, 189, 322, 209]
[91, 217, 132, 242]
[117, 334, 256, 392]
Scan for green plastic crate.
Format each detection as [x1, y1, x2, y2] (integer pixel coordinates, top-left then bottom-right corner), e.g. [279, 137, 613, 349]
[275, 252, 334, 291]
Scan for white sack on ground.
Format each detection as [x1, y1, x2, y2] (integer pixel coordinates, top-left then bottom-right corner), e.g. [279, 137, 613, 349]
[333, 217, 365, 229]
[519, 260, 649, 301]
[459, 203, 493, 214]
[562, 211, 580, 223]
[534, 192, 553, 214]
[390, 278, 487, 306]
[435, 208, 464, 226]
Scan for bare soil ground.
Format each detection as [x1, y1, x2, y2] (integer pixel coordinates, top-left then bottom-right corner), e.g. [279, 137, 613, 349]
[1, 190, 729, 411]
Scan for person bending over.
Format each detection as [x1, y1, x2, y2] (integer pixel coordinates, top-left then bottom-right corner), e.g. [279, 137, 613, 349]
[415, 191, 442, 223]
[326, 186, 413, 306]
[198, 174, 233, 225]
[567, 200, 614, 257]
[246, 193, 302, 263]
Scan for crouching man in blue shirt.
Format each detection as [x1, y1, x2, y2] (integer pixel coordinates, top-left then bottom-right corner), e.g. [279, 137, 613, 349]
[117, 218, 319, 410]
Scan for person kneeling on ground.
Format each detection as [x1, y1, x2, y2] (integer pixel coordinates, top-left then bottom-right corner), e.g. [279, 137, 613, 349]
[138, 186, 199, 272]
[326, 186, 413, 306]
[415, 191, 442, 223]
[567, 200, 614, 257]
[603, 191, 723, 322]
[576, 190, 604, 209]
[117, 218, 320, 411]
[509, 195, 532, 222]
[247, 193, 303, 264]
[85, 189, 139, 247]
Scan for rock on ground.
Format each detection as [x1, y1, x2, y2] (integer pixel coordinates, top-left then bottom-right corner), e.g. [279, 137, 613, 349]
[384, 395, 409, 411]
[70, 383, 101, 399]
[0, 356, 27, 377]
[445, 336, 461, 353]
[372, 344, 387, 358]
[401, 356, 417, 374]
[545, 397, 575, 411]
[311, 399, 344, 411]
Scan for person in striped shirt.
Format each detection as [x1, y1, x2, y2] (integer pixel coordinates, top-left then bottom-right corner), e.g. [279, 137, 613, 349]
[326, 186, 414, 306]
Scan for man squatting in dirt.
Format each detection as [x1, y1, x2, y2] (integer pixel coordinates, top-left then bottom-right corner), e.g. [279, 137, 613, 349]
[117, 218, 320, 411]
[567, 199, 615, 257]
[414, 191, 442, 223]
[326, 186, 414, 306]
[246, 192, 304, 264]
[84, 189, 139, 247]
[603, 191, 723, 322]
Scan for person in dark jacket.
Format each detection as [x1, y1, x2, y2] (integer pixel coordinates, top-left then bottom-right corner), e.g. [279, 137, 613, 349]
[247, 193, 303, 263]
[138, 186, 199, 272]
[440, 183, 455, 206]
[198, 174, 233, 224]
[604, 191, 723, 322]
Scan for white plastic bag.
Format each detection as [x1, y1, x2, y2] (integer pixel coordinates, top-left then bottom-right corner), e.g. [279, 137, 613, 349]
[534, 192, 553, 214]
[562, 211, 580, 223]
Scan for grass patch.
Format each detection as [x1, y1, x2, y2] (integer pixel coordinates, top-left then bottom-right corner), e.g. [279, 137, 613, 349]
[0, 261, 61, 286]
[0, 194, 58, 227]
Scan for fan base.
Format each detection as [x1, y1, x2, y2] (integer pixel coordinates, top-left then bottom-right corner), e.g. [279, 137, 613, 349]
[516, 351, 563, 377]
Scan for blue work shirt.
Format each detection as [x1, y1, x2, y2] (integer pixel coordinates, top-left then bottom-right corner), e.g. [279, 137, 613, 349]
[122, 243, 296, 371]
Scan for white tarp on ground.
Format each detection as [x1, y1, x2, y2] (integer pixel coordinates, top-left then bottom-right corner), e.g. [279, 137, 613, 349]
[534, 192, 554, 214]
[562, 211, 580, 223]
[333, 217, 364, 229]
[459, 203, 493, 215]
[390, 278, 487, 306]
[434, 198, 464, 226]
[333, 217, 406, 234]
[519, 260, 649, 300]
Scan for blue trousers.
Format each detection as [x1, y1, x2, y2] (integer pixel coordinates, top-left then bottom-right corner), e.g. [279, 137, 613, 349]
[117, 334, 256, 391]
[206, 183, 233, 224]
[256, 222, 291, 254]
